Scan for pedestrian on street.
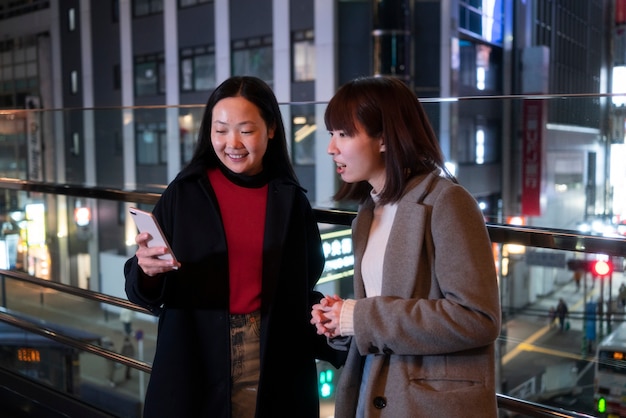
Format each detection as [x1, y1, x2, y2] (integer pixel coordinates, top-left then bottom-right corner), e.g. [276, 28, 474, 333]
[573, 269, 582, 292]
[556, 298, 569, 332]
[548, 306, 556, 328]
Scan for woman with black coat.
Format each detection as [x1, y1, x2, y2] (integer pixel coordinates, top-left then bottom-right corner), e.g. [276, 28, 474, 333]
[124, 76, 343, 418]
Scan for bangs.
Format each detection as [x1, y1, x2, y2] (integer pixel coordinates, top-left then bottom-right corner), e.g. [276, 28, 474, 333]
[324, 91, 359, 136]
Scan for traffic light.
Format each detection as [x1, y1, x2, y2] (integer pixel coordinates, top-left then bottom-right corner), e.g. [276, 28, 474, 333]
[318, 368, 334, 398]
[597, 396, 606, 414]
[566, 258, 614, 278]
[589, 259, 613, 278]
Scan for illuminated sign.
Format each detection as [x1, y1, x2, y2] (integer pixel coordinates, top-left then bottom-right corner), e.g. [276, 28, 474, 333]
[320, 228, 354, 284]
[17, 348, 41, 363]
[25, 203, 46, 246]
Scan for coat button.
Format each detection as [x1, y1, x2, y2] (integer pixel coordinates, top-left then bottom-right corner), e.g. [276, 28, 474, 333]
[373, 396, 387, 409]
[382, 346, 393, 355]
[368, 345, 379, 354]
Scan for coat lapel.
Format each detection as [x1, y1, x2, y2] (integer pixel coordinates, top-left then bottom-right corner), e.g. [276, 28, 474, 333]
[353, 173, 440, 297]
[262, 180, 295, 301]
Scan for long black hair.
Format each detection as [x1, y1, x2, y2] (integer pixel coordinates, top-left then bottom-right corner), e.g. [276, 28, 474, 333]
[188, 76, 297, 183]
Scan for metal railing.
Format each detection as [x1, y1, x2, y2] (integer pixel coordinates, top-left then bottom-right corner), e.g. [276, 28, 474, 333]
[0, 177, 622, 417]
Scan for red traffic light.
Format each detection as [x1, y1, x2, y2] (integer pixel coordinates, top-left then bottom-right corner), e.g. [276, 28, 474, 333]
[590, 260, 613, 277]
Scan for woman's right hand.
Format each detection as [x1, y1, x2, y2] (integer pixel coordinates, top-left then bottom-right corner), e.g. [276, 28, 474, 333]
[310, 294, 343, 338]
[135, 232, 180, 276]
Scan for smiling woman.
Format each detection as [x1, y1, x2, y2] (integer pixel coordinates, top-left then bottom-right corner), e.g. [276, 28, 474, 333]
[210, 96, 273, 176]
[124, 75, 345, 418]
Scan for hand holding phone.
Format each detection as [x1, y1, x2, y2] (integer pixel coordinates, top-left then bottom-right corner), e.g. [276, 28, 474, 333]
[129, 207, 179, 269]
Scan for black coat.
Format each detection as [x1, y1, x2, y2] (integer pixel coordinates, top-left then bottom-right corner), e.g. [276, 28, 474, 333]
[124, 163, 343, 417]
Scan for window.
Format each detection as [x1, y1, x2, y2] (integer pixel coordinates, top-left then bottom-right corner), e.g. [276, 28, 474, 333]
[70, 70, 78, 95]
[458, 0, 503, 45]
[179, 0, 211, 8]
[136, 122, 167, 165]
[134, 54, 165, 96]
[232, 36, 273, 85]
[180, 45, 215, 92]
[0, 38, 39, 107]
[68, 8, 76, 31]
[459, 40, 501, 93]
[70, 132, 80, 156]
[457, 116, 500, 164]
[292, 30, 315, 82]
[133, 0, 163, 17]
[292, 108, 316, 166]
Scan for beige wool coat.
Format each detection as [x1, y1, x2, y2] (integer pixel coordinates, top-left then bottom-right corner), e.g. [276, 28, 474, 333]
[331, 172, 501, 418]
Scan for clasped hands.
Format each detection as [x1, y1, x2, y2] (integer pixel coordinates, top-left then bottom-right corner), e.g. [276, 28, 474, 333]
[310, 294, 343, 338]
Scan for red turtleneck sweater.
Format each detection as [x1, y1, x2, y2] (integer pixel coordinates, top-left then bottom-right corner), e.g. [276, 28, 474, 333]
[208, 167, 268, 314]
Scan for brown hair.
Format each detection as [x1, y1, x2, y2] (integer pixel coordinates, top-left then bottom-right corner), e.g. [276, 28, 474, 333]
[324, 76, 455, 204]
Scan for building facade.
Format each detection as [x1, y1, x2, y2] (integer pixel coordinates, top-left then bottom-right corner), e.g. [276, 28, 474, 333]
[0, 0, 619, 294]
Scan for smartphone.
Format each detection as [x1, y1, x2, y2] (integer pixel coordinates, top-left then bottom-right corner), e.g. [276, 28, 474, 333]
[129, 207, 179, 268]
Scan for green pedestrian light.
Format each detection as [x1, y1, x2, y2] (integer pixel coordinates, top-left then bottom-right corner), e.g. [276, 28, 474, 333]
[318, 369, 334, 398]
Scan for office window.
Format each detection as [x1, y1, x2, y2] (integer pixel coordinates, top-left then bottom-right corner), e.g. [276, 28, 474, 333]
[292, 110, 316, 166]
[232, 36, 273, 85]
[459, 40, 501, 93]
[133, 0, 163, 17]
[70, 132, 80, 156]
[0, 38, 39, 107]
[292, 30, 315, 82]
[457, 117, 500, 164]
[134, 54, 165, 96]
[70, 70, 78, 94]
[180, 45, 215, 92]
[179, 0, 211, 7]
[68, 8, 76, 31]
[458, 0, 503, 45]
[136, 122, 167, 165]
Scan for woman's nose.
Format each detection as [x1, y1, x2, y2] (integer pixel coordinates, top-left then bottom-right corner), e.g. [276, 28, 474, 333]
[225, 133, 242, 147]
[327, 137, 337, 155]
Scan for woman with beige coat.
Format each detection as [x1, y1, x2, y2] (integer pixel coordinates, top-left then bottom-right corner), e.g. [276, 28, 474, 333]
[311, 76, 501, 418]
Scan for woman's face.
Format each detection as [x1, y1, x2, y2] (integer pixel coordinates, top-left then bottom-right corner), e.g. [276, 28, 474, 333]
[211, 96, 274, 176]
[327, 120, 386, 193]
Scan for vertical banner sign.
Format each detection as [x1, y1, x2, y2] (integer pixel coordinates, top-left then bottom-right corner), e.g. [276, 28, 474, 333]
[521, 100, 543, 216]
[617, 0, 626, 25]
[25, 96, 43, 182]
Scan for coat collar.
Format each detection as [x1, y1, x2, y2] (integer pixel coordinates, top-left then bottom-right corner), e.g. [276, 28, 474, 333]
[352, 171, 442, 297]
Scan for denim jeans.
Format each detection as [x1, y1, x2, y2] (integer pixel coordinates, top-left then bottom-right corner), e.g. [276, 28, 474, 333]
[230, 310, 261, 418]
